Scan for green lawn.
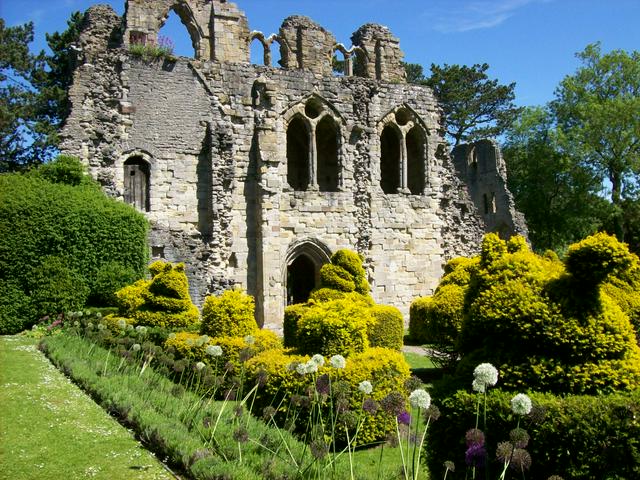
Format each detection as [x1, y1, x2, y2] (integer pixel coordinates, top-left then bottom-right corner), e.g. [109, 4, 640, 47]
[403, 351, 436, 370]
[0, 335, 173, 480]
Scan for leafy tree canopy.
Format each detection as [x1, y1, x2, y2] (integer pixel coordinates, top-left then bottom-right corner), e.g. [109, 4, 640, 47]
[552, 42, 640, 241]
[425, 62, 520, 147]
[0, 13, 82, 172]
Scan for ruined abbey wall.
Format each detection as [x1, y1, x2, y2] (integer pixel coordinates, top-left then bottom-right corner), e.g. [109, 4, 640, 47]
[61, 1, 525, 329]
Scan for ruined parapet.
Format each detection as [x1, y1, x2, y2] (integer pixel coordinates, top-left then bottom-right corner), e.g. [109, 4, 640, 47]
[211, 1, 251, 63]
[278, 16, 336, 76]
[123, 0, 249, 62]
[452, 139, 529, 240]
[77, 4, 122, 60]
[351, 23, 406, 83]
[124, 0, 213, 60]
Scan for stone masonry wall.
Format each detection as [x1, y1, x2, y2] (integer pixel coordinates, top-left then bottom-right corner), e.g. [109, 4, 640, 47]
[61, 2, 512, 328]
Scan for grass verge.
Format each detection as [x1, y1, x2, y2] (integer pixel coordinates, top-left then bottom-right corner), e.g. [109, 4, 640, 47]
[0, 335, 173, 480]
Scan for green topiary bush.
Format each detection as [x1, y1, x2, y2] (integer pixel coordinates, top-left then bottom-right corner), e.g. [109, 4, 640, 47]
[0, 156, 148, 333]
[0, 280, 35, 334]
[435, 232, 640, 394]
[283, 303, 308, 348]
[427, 388, 640, 480]
[296, 297, 372, 357]
[114, 261, 200, 329]
[201, 289, 257, 338]
[28, 256, 90, 320]
[368, 305, 404, 350]
[92, 261, 138, 307]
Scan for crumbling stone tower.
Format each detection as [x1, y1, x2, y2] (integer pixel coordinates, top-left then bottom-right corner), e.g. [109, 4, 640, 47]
[61, 1, 526, 329]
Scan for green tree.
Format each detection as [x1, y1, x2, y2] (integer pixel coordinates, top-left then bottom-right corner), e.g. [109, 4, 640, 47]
[0, 13, 82, 172]
[552, 43, 640, 242]
[503, 106, 606, 252]
[402, 62, 426, 84]
[425, 62, 520, 147]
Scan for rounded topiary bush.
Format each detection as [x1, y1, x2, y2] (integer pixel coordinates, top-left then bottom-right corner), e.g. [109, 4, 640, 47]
[296, 297, 372, 357]
[201, 289, 257, 338]
[368, 305, 404, 350]
[0, 280, 35, 334]
[448, 232, 640, 394]
[92, 261, 138, 306]
[114, 261, 200, 329]
[319, 264, 356, 292]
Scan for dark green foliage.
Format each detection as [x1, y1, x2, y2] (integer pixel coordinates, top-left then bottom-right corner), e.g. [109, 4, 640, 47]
[92, 261, 138, 307]
[35, 154, 90, 186]
[425, 62, 520, 146]
[28, 255, 89, 320]
[368, 305, 404, 350]
[0, 160, 148, 332]
[0, 280, 35, 334]
[283, 303, 308, 348]
[427, 388, 640, 480]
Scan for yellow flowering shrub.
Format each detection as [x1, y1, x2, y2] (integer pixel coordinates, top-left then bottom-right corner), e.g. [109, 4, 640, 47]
[114, 261, 200, 328]
[201, 289, 257, 338]
[453, 233, 640, 394]
[368, 305, 403, 350]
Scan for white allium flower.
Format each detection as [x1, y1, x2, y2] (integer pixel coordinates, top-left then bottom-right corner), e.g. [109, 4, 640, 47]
[206, 345, 223, 357]
[472, 378, 486, 393]
[305, 360, 318, 374]
[358, 380, 373, 395]
[132, 343, 141, 352]
[87, 322, 94, 329]
[511, 393, 532, 416]
[127, 324, 134, 331]
[195, 361, 206, 371]
[97, 323, 106, 331]
[73, 321, 80, 327]
[117, 319, 127, 329]
[473, 363, 499, 389]
[244, 335, 256, 345]
[135, 325, 147, 334]
[168, 333, 176, 340]
[296, 363, 307, 375]
[409, 389, 432, 410]
[186, 338, 194, 346]
[311, 354, 325, 367]
[330, 355, 346, 369]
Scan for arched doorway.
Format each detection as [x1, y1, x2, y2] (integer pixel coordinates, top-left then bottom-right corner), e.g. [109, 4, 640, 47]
[124, 156, 150, 211]
[287, 254, 316, 305]
[284, 239, 332, 306]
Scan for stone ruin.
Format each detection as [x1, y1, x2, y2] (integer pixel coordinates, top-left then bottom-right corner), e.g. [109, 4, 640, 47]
[60, 0, 528, 329]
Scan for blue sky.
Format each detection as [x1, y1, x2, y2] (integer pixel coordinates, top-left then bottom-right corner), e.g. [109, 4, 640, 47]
[2, 0, 639, 107]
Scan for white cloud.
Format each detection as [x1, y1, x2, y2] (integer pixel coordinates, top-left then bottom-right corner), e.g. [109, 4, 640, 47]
[426, 0, 553, 33]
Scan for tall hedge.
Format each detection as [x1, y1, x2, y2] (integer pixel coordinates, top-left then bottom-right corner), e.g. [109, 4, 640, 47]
[0, 158, 148, 333]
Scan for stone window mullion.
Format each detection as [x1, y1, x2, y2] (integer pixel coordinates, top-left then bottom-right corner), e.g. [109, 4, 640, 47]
[309, 123, 318, 190]
[400, 131, 408, 192]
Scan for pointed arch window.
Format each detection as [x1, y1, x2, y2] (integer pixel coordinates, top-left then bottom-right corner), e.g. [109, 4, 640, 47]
[286, 98, 342, 192]
[380, 125, 401, 194]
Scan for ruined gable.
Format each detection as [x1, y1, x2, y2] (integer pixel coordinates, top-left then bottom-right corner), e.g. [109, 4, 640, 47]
[61, 0, 524, 329]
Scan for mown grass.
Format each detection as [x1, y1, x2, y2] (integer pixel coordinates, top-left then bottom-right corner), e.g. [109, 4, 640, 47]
[403, 351, 436, 370]
[0, 335, 173, 480]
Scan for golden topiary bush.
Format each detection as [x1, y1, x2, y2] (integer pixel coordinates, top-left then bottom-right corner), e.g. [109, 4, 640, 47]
[201, 289, 257, 338]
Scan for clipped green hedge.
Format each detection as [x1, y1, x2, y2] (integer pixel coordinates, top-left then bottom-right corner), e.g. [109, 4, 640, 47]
[368, 305, 403, 350]
[0, 157, 148, 332]
[201, 289, 257, 338]
[296, 297, 372, 357]
[427, 388, 640, 480]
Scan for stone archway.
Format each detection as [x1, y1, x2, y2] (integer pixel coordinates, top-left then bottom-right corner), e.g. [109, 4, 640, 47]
[284, 239, 332, 305]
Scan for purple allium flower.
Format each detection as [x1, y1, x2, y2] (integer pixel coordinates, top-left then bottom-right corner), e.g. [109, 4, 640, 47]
[465, 428, 485, 447]
[465, 443, 487, 468]
[310, 439, 329, 459]
[397, 411, 411, 425]
[232, 427, 249, 443]
[363, 398, 379, 415]
[381, 392, 406, 416]
[496, 441, 514, 463]
[510, 448, 532, 471]
[262, 406, 276, 421]
[510, 428, 530, 449]
[425, 404, 441, 421]
[443, 460, 455, 472]
[316, 374, 330, 395]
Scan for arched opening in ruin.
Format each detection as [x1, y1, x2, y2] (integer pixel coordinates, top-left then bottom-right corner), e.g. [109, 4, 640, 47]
[287, 254, 316, 305]
[250, 37, 267, 65]
[124, 156, 150, 212]
[287, 115, 310, 191]
[380, 125, 401, 194]
[197, 126, 213, 240]
[316, 116, 340, 192]
[158, 8, 197, 58]
[406, 126, 426, 195]
[284, 238, 331, 306]
[332, 49, 347, 77]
